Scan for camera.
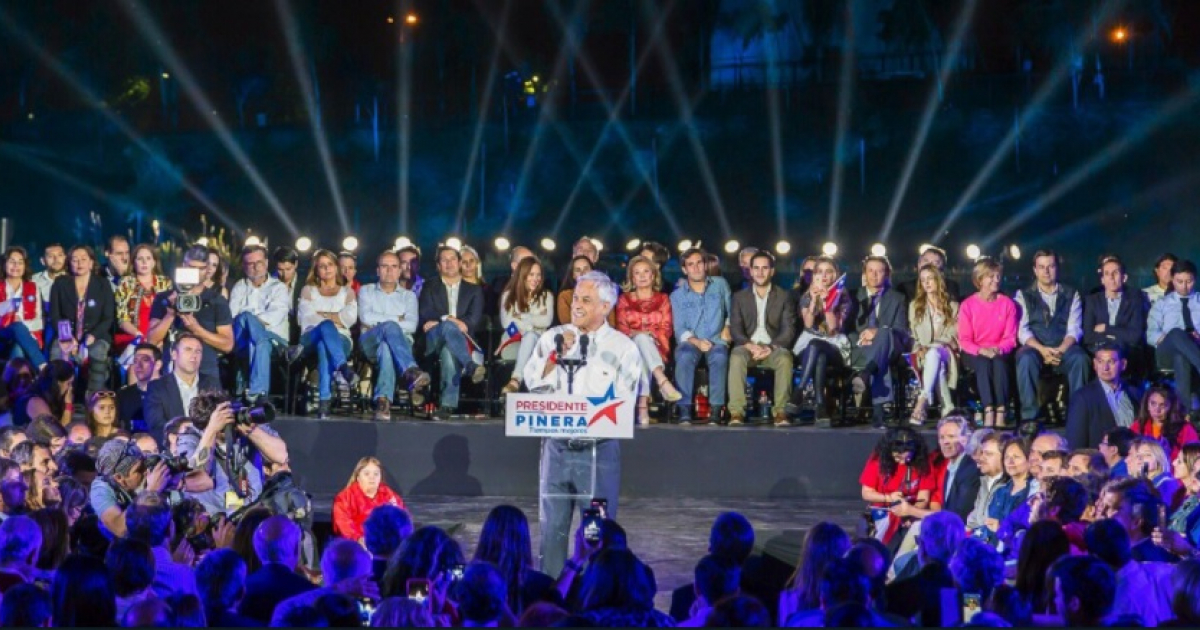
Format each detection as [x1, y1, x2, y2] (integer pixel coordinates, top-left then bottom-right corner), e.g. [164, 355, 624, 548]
[174, 268, 203, 313]
[230, 400, 275, 426]
[177, 294, 202, 314]
[145, 453, 191, 475]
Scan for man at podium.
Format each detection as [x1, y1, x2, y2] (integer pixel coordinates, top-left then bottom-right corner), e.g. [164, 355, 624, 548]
[523, 270, 644, 577]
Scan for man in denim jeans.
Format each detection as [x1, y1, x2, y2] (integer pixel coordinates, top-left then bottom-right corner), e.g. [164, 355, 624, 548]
[359, 250, 431, 421]
[670, 248, 731, 424]
[229, 245, 290, 404]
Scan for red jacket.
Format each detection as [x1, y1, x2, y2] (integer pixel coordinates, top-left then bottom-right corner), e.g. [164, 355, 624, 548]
[332, 483, 405, 541]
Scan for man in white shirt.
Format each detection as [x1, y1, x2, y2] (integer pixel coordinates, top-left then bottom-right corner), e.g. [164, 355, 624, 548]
[143, 333, 218, 442]
[1013, 250, 1089, 423]
[359, 250, 430, 421]
[32, 242, 67, 311]
[523, 270, 643, 578]
[728, 252, 795, 426]
[229, 245, 291, 403]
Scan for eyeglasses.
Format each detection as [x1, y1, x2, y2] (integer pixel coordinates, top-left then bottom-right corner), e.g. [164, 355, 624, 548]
[91, 391, 117, 398]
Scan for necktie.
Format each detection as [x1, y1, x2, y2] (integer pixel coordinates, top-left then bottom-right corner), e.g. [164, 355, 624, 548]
[1183, 296, 1195, 334]
[867, 293, 879, 329]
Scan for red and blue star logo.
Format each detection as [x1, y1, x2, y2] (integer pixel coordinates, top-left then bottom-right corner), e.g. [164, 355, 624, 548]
[587, 384, 625, 426]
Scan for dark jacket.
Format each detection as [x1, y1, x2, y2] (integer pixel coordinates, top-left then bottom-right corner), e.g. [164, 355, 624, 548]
[1066, 379, 1142, 449]
[238, 563, 317, 625]
[1082, 286, 1149, 351]
[848, 286, 909, 345]
[142, 372, 221, 442]
[418, 276, 484, 335]
[885, 561, 955, 627]
[729, 285, 797, 349]
[941, 455, 982, 522]
[116, 384, 147, 433]
[48, 274, 116, 344]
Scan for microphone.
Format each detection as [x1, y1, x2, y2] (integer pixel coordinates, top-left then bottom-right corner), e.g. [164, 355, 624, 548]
[554, 334, 565, 357]
[579, 332, 590, 359]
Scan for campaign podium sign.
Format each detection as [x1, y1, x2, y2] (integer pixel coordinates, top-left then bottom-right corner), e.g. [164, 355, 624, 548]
[505, 388, 636, 439]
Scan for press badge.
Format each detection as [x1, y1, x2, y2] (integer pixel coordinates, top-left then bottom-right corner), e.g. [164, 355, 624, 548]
[224, 491, 246, 512]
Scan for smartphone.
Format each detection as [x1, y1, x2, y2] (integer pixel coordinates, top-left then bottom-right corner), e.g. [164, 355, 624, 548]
[406, 578, 430, 603]
[961, 592, 982, 623]
[174, 267, 202, 287]
[357, 598, 375, 626]
[448, 564, 466, 582]
[582, 508, 603, 543]
[590, 497, 609, 520]
[57, 320, 73, 342]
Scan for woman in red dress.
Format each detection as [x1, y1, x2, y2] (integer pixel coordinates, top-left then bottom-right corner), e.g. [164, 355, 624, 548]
[114, 244, 171, 352]
[859, 426, 935, 546]
[615, 256, 682, 425]
[333, 456, 406, 543]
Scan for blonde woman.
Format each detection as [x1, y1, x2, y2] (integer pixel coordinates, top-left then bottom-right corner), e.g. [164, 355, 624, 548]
[908, 265, 960, 424]
[615, 256, 682, 424]
[288, 249, 359, 419]
[333, 456, 405, 543]
[499, 257, 553, 396]
[958, 259, 1019, 428]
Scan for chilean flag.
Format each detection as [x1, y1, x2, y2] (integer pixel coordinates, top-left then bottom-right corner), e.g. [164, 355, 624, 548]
[495, 322, 522, 356]
[824, 273, 848, 311]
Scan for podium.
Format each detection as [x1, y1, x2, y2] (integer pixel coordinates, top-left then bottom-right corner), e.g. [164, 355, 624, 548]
[506, 391, 636, 575]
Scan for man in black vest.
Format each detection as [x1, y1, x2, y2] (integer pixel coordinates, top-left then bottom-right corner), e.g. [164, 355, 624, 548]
[1014, 250, 1089, 423]
[848, 256, 909, 428]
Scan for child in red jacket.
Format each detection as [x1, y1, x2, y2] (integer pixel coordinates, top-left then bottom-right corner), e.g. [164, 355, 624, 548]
[333, 457, 405, 542]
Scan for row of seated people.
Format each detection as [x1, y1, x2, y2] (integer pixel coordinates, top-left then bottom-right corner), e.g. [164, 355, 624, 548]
[2, 235, 1199, 429]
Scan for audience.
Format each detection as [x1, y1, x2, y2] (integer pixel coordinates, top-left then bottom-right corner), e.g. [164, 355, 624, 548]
[51, 554, 118, 627]
[1049, 555, 1116, 627]
[196, 548, 261, 627]
[473, 504, 558, 616]
[273, 538, 376, 626]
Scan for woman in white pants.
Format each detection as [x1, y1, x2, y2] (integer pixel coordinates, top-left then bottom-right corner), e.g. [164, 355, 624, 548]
[615, 256, 682, 424]
[908, 265, 960, 424]
[499, 257, 553, 395]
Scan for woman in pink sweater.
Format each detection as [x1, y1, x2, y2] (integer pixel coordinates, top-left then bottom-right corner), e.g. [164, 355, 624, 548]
[958, 259, 1019, 428]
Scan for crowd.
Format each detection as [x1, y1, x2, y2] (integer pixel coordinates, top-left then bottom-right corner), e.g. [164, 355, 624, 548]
[0, 232, 1197, 625]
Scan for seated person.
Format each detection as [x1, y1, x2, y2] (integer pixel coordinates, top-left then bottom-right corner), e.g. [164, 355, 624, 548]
[285, 249, 359, 420]
[337, 251, 360, 295]
[860, 427, 934, 545]
[142, 334, 219, 443]
[146, 245, 233, 383]
[1014, 250, 1089, 423]
[359, 250, 430, 421]
[117, 344, 161, 433]
[1147, 259, 1200, 420]
[1130, 437, 1182, 510]
[556, 255, 613, 326]
[789, 256, 853, 426]
[113, 244, 171, 352]
[1065, 343, 1140, 449]
[0, 246, 46, 369]
[271, 246, 303, 344]
[1132, 385, 1198, 460]
[1144, 252, 1177, 304]
[959, 258, 1020, 428]
[228, 245, 290, 404]
[1096, 477, 1177, 563]
[48, 245, 116, 397]
[907, 265, 960, 423]
[332, 456, 405, 543]
[1082, 255, 1148, 358]
[13, 360, 74, 428]
[727, 251, 795, 426]
[981, 438, 1033, 545]
[176, 389, 288, 517]
[86, 391, 124, 442]
[615, 256, 682, 425]
[671, 248, 731, 424]
[498, 257, 554, 397]
[848, 256, 909, 429]
[895, 245, 962, 303]
[418, 246, 486, 416]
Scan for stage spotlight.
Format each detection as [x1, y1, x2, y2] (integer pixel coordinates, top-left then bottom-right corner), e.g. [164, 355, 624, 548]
[870, 243, 887, 257]
[161, 72, 170, 79]
[494, 237, 511, 251]
[724, 240, 740, 255]
[775, 241, 792, 256]
[405, 13, 418, 25]
[342, 236, 359, 252]
[625, 238, 642, 251]
[196, 237, 209, 247]
[677, 240, 693, 253]
[296, 236, 313, 253]
[540, 238, 557, 252]
[244, 235, 262, 247]
[445, 237, 463, 250]
[918, 243, 934, 254]
[1008, 244, 1021, 260]
[821, 242, 839, 257]
[590, 238, 604, 252]
[394, 236, 412, 250]
[966, 244, 982, 260]
[1112, 27, 1127, 42]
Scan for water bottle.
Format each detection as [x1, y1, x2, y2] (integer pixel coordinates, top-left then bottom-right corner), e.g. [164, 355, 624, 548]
[695, 385, 710, 419]
[758, 391, 771, 419]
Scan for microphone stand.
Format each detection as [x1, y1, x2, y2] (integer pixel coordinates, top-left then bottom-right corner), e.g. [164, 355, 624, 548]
[557, 333, 589, 395]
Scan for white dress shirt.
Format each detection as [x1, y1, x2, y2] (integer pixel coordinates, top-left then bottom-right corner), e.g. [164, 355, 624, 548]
[175, 372, 199, 416]
[229, 277, 291, 339]
[358, 283, 419, 335]
[1143, 284, 1168, 304]
[32, 270, 61, 307]
[1014, 284, 1083, 346]
[750, 288, 772, 345]
[523, 323, 644, 399]
[297, 286, 357, 340]
[444, 280, 460, 319]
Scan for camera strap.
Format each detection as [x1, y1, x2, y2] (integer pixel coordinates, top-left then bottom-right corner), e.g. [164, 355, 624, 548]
[220, 424, 250, 499]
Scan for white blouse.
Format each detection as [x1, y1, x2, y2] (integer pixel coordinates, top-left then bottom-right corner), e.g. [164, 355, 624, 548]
[297, 285, 358, 339]
[499, 291, 554, 337]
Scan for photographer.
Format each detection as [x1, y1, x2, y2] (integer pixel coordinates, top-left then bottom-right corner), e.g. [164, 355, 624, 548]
[147, 245, 234, 382]
[90, 440, 172, 538]
[177, 389, 288, 517]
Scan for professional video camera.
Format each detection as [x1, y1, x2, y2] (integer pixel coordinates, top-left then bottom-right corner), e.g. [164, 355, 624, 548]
[174, 268, 203, 313]
[229, 400, 275, 426]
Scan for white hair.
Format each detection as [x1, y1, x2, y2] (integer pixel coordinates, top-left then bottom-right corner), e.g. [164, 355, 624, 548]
[575, 271, 618, 307]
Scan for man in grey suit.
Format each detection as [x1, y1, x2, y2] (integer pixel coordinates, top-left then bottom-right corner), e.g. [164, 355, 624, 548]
[849, 256, 910, 428]
[727, 252, 796, 426]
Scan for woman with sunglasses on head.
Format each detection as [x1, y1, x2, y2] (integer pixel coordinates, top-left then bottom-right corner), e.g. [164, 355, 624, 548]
[86, 391, 123, 440]
[0, 246, 46, 369]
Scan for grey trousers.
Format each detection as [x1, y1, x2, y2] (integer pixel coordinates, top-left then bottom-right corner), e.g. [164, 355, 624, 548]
[538, 438, 621, 579]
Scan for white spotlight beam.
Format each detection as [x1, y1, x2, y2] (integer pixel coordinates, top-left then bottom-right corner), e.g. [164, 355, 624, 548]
[879, 0, 979, 242]
[275, 0, 349, 233]
[119, 0, 298, 237]
[827, 0, 857, 242]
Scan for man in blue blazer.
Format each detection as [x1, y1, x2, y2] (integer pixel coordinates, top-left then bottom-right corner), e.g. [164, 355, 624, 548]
[418, 245, 486, 416]
[143, 334, 220, 443]
[1067, 343, 1140, 449]
[1082, 256, 1148, 365]
[848, 256, 910, 428]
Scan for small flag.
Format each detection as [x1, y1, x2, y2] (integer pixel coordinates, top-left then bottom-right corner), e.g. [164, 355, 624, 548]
[824, 273, 847, 312]
[495, 321, 523, 356]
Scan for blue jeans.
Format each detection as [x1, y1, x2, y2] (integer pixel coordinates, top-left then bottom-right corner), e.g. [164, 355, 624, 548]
[425, 321, 474, 409]
[674, 341, 729, 412]
[0, 322, 46, 367]
[232, 312, 285, 397]
[361, 322, 418, 401]
[1016, 344, 1089, 421]
[300, 320, 352, 401]
[850, 329, 904, 405]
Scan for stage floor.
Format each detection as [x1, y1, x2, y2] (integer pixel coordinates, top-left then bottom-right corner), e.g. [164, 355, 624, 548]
[308, 493, 865, 612]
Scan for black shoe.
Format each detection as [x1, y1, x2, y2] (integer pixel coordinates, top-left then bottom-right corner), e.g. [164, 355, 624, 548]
[285, 344, 305, 364]
[337, 363, 360, 388]
[317, 399, 332, 420]
[404, 367, 432, 393]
